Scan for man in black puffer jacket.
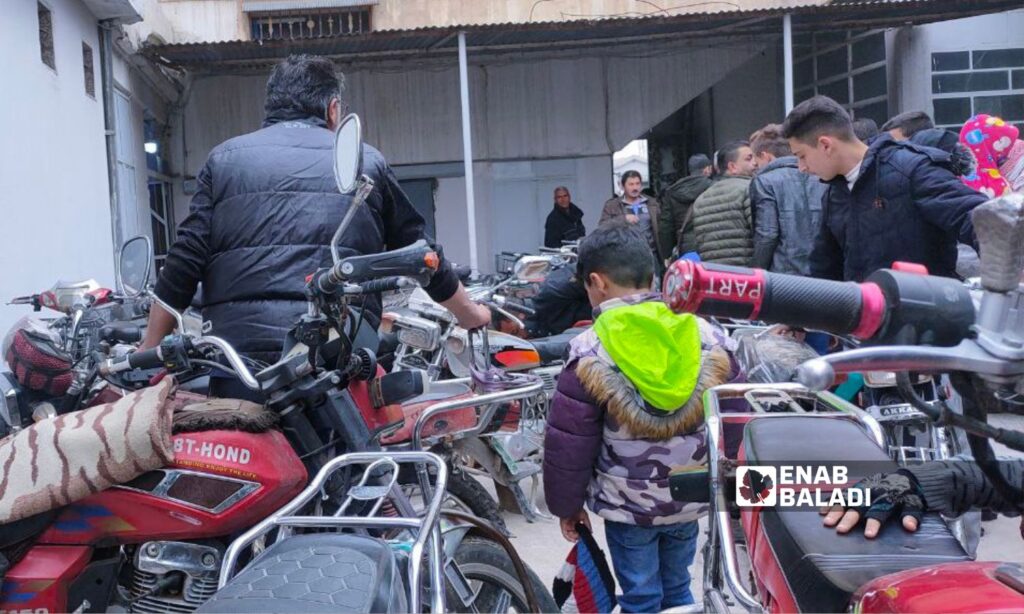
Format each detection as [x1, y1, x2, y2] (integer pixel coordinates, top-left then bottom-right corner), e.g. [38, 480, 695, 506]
[141, 56, 489, 393]
[783, 96, 986, 282]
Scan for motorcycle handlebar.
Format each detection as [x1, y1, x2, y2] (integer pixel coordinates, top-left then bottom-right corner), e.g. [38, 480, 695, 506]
[102, 345, 164, 374]
[496, 297, 536, 317]
[663, 260, 974, 346]
[315, 241, 439, 296]
[356, 277, 414, 295]
[128, 347, 163, 370]
[101, 335, 261, 391]
[663, 261, 879, 337]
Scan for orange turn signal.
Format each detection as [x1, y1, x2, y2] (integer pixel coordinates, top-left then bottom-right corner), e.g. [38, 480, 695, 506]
[424, 251, 440, 270]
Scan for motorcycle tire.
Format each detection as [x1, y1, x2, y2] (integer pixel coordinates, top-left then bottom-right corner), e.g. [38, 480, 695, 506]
[400, 469, 510, 536]
[447, 537, 559, 614]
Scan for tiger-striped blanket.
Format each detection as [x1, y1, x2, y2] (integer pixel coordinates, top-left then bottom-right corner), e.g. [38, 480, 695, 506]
[0, 378, 175, 524]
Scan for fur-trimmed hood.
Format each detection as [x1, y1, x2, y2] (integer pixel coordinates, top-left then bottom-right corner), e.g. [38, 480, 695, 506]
[576, 346, 731, 440]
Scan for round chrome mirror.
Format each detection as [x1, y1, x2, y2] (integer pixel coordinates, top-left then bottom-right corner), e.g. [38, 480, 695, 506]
[118, 236, 153, 298]
[333, 114, 363, 194]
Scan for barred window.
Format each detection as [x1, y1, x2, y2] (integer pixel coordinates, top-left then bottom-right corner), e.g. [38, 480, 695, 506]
[931, 47, 1024, 133]
[250, 8, 371, 42]
[83, 42, 95, 97]
[793, 30, 889, 125]
[38, 3, 55, 70]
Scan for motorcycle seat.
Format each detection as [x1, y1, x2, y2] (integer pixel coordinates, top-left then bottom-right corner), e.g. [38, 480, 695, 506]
[532, 329, 584, 365]
[742, 416, 971, 612]
[0, 510, 56, 551]
[196, 534, 407, 613]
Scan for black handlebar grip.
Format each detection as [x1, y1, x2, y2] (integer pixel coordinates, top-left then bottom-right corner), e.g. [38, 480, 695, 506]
[127, 346, 164, 370]
[760, 271, 867, 335]
[100, 323, 142, 344]
[503, 300, 536, 316]
[334, 240, 439, 285]
[315, 267, 343, 295]
[359, 277, 408, 294]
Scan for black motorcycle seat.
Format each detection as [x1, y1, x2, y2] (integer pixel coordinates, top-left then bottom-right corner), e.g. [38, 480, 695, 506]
[743, 417, 971, 612]
[744, 415, 893, 464]
[196, 534, 407, 613]
[0, 510, 56, 551]
[532, 329, 584, 365]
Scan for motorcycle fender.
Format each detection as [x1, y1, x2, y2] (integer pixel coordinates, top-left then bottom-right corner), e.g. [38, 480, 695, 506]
[450, 438, 515, 485]
[441, 522, 473, 560]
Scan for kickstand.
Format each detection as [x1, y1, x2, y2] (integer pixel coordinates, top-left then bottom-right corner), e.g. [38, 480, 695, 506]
[528, 473, 553, 521]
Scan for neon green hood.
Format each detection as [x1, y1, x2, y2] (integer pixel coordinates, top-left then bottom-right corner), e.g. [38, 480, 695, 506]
[593, 301, 701, 412]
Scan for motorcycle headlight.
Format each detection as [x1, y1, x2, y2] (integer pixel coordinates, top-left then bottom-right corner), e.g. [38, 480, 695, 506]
[863, 371, 933, 388]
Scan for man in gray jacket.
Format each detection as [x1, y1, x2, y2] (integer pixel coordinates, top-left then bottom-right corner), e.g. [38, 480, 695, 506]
[690, 141, 757, 265]
[749, 124, 828, 275]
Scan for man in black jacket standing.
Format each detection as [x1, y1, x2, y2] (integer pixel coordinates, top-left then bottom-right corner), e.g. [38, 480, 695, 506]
[543, 186, 585, 248]
[783, 96, 985, 282]
[140, 55, 489, 391]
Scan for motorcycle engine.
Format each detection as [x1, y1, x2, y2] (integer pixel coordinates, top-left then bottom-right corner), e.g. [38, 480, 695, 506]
[128, 541, 221, 613]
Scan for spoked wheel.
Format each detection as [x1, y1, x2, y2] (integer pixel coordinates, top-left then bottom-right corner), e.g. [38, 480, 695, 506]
[446, 537, 558, 613]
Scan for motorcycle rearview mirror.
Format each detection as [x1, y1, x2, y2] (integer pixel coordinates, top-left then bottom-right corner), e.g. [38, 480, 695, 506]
[117, 236, 153, 298]
[333, 113, 363, 194]
[330, 114, 376, 265]
[513, 256, 554, 282]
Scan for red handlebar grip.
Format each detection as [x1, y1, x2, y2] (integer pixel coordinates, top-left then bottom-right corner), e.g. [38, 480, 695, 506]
[663, 260, 766, 320]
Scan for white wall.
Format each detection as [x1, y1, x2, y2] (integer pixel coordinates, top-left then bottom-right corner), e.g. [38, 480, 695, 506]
[893, 9, 1024, 116]
[0, 0, 116, 338]
[406, 155, 611, 272]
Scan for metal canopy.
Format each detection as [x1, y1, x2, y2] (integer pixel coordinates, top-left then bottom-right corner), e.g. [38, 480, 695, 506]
[83, 0, 141, 24]
[144, 0, 1021, 71]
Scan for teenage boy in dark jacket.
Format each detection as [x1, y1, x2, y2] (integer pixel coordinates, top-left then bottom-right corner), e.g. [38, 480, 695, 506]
[783, 96, 986, 281]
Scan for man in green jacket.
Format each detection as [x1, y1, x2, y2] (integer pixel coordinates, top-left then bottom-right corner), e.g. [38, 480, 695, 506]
[659, 154, 713, 257]
[690, 141, 758, 265]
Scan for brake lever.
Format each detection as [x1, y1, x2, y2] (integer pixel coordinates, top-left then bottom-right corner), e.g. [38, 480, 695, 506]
[797, 339, 1024, 391]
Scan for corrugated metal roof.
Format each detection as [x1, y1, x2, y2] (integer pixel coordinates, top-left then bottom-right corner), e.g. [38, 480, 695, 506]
[144, 0, 1020, 69]
[242, 0, 378, 12]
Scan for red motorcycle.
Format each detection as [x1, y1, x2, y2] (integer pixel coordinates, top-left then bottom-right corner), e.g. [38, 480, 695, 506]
[0, 113, 555, 614]
[664, 194, 1024, 612]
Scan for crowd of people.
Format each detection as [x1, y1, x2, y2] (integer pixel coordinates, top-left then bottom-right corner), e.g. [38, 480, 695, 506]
[542, 96, 1024, 612]
[545, 95, 1024, 285]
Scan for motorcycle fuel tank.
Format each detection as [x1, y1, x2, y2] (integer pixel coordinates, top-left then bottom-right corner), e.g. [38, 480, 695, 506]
[38, 429, 306, 545]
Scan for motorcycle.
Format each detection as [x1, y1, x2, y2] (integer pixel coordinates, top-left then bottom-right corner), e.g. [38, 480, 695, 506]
[1, 238, 158, 429]
[382, 272, 583, 522]
[732, 324, 967, 464]
[664, 193, 1024, 612]
[0, 113, 555, 614]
